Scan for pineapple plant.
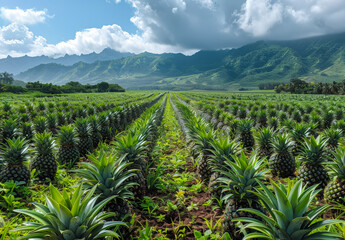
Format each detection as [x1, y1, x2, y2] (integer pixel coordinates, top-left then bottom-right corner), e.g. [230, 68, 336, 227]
[237, 119, 255, 150]
[88, 115, 103, 148]
[218, 153, 267, 240]
[21, 122, 33, 142]
[57, 125, 80, 167]
[14, 184, 125, 239]
[209, 136, 241, 199]
[0, 138, 30, 184]
[46, 113, 57, 134]
[290, 123, 310, 156]
[235, 180, 342, 239]
[75, 118, 93, 157]
[297, 135, 330, 189]
[238, 107, 246, 119]
[323, 128, 342, 153]
[98, 112, 112, 142]
[325, 148, 345, 204]
[108, 112, 117, 135]
[269, 133, 296, 178]
[257, 110, 267, 127]
[268, 117, 278, 129]
[114, 131, 148, 197]
[335, 109, 343, 121]
[30, 131, 57, 180]
[33, 116, 46, 134]
[322, 110, 334, 129]
[192, 127, 217, 183]
[1, 119, 19, 144]
[56, 112, 66, 126]
[73, 150, 137, 221]
[255, 127, 275, 158]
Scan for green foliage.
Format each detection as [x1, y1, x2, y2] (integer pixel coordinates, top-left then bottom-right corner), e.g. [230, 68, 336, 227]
[236, 180, 344, 240]
[14, 184, 125, 239]
[23, 81, 125, 94]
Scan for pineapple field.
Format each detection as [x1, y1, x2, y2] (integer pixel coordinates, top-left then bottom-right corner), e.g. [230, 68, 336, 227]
[1, 91, 345, 239]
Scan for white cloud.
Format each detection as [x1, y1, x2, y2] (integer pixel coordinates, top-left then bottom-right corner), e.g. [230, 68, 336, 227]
[39, 24, 195, 57]
[0, 23, 196, 58]
[106, 0, 121, 3]
[0, 7, 50, 25]
[236, 0, 283, 37]
[2, 0, 345, 58]
[0, 23, 47, 58]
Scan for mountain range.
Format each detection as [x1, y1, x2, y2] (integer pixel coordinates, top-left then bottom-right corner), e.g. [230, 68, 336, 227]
[0, 48, 133, 75]
[10, 32, 345, 90]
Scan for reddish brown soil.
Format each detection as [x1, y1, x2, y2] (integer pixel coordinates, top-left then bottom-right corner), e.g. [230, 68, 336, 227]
[131, 133, 223, 239]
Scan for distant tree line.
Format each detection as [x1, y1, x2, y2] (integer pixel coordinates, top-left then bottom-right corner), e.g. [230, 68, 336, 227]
[0, 71, 125, 94]
[0, 72, 14, 85]
[258, 82, 285, 90]
[274, 78, 345, 94]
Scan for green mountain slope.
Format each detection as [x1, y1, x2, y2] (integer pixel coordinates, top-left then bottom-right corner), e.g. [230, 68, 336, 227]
[16, 32, 345, 90]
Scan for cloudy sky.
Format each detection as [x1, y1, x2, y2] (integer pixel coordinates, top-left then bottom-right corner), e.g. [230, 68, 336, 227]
[0, 0, 345, 58]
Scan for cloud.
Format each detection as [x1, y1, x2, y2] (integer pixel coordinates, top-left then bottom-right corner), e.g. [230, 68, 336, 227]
[106, 0, 121, 3]
[0, 7, 50, 25]
[38, 24, 195, 57]
[1, 0, 345, 58]
[0, 23, 195, 58]
[235, 0, 283, 37]
[0, 23, 47, 58]
[126, 0, 345, 49]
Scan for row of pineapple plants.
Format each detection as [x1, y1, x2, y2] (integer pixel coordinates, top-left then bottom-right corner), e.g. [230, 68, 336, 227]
[0, 93, 161, 144]
[61, 96, 168, 239]
[0, 94, 167, 239]
[175, 95, 345, 239]
[180, 91, 345, 132]
[0, 93, 166, 185]
[1, 91, 155, 119]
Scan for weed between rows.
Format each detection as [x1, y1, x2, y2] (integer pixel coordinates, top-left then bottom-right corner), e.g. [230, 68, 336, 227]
[132, 98, 224, 239]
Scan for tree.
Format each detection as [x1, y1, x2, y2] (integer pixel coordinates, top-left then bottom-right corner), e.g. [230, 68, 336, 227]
[0, 72, 14, 85]
[97, 82, 109, 92]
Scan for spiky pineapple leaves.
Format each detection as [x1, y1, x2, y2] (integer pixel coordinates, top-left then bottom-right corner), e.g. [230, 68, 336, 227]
[13, 184, 126, 239]
[235, 179, 344, 240]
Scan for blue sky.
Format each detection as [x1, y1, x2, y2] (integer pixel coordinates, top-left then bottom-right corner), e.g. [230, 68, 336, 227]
[0, 0, 345, 58]
[0, 0, 137, 43]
